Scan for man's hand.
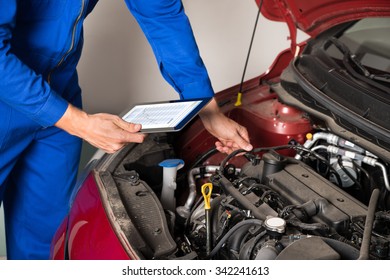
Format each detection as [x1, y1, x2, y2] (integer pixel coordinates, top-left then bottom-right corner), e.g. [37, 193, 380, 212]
[55, 104, 146, 153]
[199, 98, 253, 154]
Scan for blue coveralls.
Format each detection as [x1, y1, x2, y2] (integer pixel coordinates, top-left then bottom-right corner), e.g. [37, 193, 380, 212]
[0, 0, 214, 259]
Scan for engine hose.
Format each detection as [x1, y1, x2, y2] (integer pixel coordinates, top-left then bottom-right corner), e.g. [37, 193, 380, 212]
[255, 240, 279, 260]
[238, 230, 267, 260]
[177, 165, 219, 220]
[322, 237, 360, 260]
[287, 219, 329, 232]
[358, 188, 380, 260]
[227, 225, 253, 257]
[219, 149, 249, 172]
[209, 219, 263, 258]
[210, 195, 227, 241]
[190, 147, 218, 169]
[212, 175, 267, 220]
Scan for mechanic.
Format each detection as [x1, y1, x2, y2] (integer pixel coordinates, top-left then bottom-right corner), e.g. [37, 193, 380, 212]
[0, 0, 252, 259]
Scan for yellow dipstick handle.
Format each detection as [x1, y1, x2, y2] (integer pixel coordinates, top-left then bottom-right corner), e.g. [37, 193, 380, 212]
[201, 183, 213, 210]
[234, 92, 242, 107]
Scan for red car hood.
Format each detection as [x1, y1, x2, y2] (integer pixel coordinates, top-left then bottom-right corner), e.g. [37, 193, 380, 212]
[259, 0, 390, 37]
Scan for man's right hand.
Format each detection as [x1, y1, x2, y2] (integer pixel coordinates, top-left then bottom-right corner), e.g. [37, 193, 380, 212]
[55, 104, 146, 153]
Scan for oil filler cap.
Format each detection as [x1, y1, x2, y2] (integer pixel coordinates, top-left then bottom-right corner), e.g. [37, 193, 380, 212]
[264, 216, 286, 234]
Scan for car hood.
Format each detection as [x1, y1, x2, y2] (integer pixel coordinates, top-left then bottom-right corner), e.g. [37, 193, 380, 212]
[260, 0, 390, 37]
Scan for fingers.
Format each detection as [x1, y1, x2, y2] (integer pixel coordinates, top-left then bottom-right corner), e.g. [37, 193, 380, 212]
[199, 109, 253, 155]
[215, 141, 231, 154]
[103, 121, 146, 153]
[81, 114, 147, 153]
[86, 132, 147, 154]
[114, 116, 142, 133]
[216, 125, 252, 154]
[97, 142, 126, 154]
[115, 117, 146, 144]
[215, 124, 253, 155]
[233, 126, 253, 151]
[55, 106, 147, 154]
[117, 126, 146, 144]
[215, 141, 241, 154]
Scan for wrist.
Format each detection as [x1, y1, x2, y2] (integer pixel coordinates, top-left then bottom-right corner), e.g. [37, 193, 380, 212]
[55, 104, 89, 137]
[199, 98, 221, 119]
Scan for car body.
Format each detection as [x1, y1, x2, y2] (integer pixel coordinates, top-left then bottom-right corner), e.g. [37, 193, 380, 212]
[50, 0, 390, 260]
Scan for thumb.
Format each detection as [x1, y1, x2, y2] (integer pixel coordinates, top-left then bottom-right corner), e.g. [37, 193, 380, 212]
[116, 118, 142, 133]
[234, 135, 253, 151]
[233, 128, 253, 151]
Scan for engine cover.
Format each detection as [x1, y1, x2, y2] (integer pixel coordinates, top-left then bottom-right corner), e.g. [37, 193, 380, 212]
[263, 160, 368, 233]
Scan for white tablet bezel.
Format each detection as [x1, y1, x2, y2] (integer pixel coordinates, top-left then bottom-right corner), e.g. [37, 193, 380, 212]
[121, 97, 212, 133]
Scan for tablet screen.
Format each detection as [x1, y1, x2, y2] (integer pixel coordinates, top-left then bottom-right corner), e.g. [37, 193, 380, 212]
[122, 98, 211, 133]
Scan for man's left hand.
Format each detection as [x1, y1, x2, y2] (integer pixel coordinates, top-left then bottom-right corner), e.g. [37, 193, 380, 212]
[199, 98, 253, 154]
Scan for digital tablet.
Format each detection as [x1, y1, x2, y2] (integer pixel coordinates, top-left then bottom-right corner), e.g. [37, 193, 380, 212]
[122, 97, 212, 133]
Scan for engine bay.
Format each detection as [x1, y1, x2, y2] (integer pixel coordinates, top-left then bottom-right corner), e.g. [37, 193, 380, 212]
[109, 126, 390, 260]
[104, 39, 390, 259]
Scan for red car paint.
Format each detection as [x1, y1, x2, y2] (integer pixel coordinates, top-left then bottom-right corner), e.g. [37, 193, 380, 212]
[260, 0, 390, 37]
[50, 173, 131, 260]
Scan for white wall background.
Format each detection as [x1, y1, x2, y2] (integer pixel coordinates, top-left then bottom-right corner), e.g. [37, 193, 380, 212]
[0, 0, 308, 258]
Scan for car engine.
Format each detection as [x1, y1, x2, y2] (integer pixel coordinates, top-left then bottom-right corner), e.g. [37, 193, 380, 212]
[178, 134, 390, 260]
[115, 129, 390, 260]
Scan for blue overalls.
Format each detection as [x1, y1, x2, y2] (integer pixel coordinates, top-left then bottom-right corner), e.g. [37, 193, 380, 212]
[0, 0, 213, 259]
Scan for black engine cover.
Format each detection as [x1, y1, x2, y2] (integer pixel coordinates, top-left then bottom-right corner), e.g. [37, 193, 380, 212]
[265, 162, 367, 233]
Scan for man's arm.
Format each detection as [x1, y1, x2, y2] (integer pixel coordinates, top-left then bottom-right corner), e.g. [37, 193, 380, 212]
[0, 1, 68, 127]
[123, 0, 214, 100]
[199, 99, 252, 154]
[0, 1, 145, 154]
[124, 0, 252, 153]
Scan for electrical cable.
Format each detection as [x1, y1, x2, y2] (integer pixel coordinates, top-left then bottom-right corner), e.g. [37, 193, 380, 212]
[190, 147, 218, 169]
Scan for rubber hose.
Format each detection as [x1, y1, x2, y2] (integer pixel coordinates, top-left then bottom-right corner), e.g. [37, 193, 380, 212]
[227, 225, 253, 255]
[209, 219, 263, 258]
[210, 195, 226, 238]
[287, 219, 329, 232]
[358, 188, 380, 260]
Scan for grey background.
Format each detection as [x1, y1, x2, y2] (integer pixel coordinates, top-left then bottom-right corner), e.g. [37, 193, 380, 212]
[0, 0, 307, 258]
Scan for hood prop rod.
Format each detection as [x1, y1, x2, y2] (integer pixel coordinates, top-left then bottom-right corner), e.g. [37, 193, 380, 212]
[235, 0, 263, 107]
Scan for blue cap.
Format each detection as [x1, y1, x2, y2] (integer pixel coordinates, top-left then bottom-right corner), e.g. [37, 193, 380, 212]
[159, 159, 185, 168]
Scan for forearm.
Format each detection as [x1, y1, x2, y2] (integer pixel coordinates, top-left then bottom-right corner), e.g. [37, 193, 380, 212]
[124, 0, 214, 100]
[199, 98, 223, 127]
